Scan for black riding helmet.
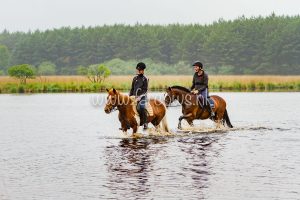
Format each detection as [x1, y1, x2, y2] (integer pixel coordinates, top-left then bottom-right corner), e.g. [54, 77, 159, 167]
[192, 61, 203, 69]
[136, 62, 146, 70]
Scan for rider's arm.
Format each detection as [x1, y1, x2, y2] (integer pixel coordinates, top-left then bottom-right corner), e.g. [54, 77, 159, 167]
[198, 73, 208, 91]
[142, 77, 148, 95]
[129, 77, 135, 96]
[191, 75, 195, 90]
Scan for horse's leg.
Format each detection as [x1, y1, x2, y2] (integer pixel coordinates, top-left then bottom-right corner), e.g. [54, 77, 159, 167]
[178, 113, 193, 129]
[187, 119, 194, 127]
[215, 120, 222, 129]
[148, 117, 161, 135]
[214, 110, 225, 129]
[119, 119, 129, 136]
[149, 124, 161, 136]
[178, 116, 184, 129]
[132, 124, 138, 133]
[131, 124, 139, 137]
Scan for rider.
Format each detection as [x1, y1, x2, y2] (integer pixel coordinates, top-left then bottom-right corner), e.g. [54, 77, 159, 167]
[129, 62, 149, 129]
[191, 61, 215, 117]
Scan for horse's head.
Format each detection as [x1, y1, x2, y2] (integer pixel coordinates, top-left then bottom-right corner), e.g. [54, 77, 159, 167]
[104, 88, 120, 114]
[164, 87, 177, 107]
[165, 86, 192, 106]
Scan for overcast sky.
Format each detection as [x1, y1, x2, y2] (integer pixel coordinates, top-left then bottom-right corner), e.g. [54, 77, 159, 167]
[1, 0, 299, 32]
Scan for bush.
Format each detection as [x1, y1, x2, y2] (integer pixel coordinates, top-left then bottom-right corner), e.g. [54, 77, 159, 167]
[256, 82, 265, 90]
[10, 87, 17, 93]
[37, 61, 56, 75]
[8, 64, 36, 84]
[18, 85, 25, 93]
[86, 64, 111, 83]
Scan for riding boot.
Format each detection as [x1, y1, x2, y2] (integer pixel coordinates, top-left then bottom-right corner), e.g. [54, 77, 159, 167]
[143, 109, 148, 130]
[206, 99, 215, 117]
[141, 109, 148, 130]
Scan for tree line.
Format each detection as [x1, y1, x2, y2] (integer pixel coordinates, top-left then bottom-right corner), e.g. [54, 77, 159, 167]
[0, 14, 299, 75]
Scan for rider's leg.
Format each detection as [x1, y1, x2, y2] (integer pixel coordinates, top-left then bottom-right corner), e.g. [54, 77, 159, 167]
[196, 94, 203, 108]
[201, 89, 215, 117]
[139, 96, 148, 129]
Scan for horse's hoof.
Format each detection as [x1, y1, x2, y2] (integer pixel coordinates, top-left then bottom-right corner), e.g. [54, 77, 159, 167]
[132, 133, 142, 138]
[163, 131, 172, 136]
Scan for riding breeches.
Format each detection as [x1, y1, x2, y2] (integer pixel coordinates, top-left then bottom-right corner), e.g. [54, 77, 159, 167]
[138, 96, 147, 110]
[197, 88, 208, 106]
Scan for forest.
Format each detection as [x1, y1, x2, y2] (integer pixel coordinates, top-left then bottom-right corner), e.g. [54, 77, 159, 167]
[0, 14, 299, 75]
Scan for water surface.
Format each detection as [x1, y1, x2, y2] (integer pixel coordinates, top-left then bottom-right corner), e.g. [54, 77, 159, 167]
[0, 92, 300, 200]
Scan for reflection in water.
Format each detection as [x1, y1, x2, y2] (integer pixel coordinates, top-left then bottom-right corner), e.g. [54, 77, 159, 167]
[1, 93, 300, 199]
[104, 136, 220, 199]
[177, 136, 220, 199]
[104, 139, 168, 199]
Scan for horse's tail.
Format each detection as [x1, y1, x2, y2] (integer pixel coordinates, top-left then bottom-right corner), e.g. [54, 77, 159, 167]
[161, 114, 170, 133]
[224, 109, 233, 128]
[159, 103, 169, 133]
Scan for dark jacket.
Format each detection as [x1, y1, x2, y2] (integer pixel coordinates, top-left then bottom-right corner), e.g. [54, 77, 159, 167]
[129, 74, 148, 96]
[191, 72, 208, 91]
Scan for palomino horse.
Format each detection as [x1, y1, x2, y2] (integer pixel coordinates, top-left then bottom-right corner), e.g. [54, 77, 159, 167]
[164, 86, 233, 129]
[104, 88, 169, 136]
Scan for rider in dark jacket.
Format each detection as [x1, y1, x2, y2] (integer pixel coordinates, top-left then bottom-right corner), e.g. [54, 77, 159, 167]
[129, 62, 149, 129]
[191, 61, 215, 117]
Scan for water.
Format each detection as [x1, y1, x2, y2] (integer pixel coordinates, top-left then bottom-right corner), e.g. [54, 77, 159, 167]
[0, 92, 300, 200]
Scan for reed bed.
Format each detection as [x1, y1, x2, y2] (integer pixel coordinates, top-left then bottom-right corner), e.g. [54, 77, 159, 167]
[0, 75, 300, 93]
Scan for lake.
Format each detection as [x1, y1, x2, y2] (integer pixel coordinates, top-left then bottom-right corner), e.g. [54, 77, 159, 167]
[0, 92, 300, 200]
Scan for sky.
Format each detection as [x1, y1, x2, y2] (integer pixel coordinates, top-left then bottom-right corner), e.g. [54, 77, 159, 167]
[0, 0, 299, 32]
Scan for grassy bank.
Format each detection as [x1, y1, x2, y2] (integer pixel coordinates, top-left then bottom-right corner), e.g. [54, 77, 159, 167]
[0, 75, 300, 93]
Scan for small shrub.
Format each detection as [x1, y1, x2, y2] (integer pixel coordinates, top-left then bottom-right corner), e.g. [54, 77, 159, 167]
[18, 85, 25, 93]
[10, 87, 17, 93]
[247, 82, 256, 91]
[266, 83, 275, 90]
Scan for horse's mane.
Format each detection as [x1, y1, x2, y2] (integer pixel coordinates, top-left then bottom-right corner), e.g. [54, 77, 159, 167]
[170, 86, 191, 93]
[118, 92, 132, 103]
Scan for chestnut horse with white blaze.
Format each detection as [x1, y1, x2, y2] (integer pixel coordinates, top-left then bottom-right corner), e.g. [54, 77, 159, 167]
[165, 86, 233, 129]
[104, 88, 169, 136]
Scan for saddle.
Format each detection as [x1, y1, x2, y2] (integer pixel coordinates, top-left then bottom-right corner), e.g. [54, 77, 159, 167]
[196, 95, 215, 108]
[130, 96, 154, 117]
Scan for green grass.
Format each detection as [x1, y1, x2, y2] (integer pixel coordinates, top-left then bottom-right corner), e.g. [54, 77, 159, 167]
[0, 75, 300, 93]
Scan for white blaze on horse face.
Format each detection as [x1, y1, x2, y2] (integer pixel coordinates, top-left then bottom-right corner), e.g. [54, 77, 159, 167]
[105, 95, 113, 112]
[108, 95, 114, 105]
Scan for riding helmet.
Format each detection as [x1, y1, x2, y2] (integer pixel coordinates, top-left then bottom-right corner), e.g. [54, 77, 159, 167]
[136, 62, 146, 70]
[192, 61, 203, 69]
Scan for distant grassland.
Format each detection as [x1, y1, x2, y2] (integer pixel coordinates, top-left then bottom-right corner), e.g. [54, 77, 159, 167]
[0, 75, 300, 93]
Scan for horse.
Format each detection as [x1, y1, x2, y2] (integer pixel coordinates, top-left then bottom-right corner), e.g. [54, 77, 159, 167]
[104, 88, 169, 137]
[164, 86, 233, 129]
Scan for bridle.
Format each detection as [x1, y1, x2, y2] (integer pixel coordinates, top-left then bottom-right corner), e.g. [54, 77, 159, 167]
[164, 92, 181, 108]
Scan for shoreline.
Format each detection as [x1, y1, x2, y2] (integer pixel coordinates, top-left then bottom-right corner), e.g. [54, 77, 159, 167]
[1, 75, 300, 93]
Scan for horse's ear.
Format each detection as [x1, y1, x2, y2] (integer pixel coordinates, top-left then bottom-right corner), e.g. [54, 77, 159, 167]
[106, 88, 109, 93]
[167, 87, 172, 92]
[112, 88, 117, 94]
